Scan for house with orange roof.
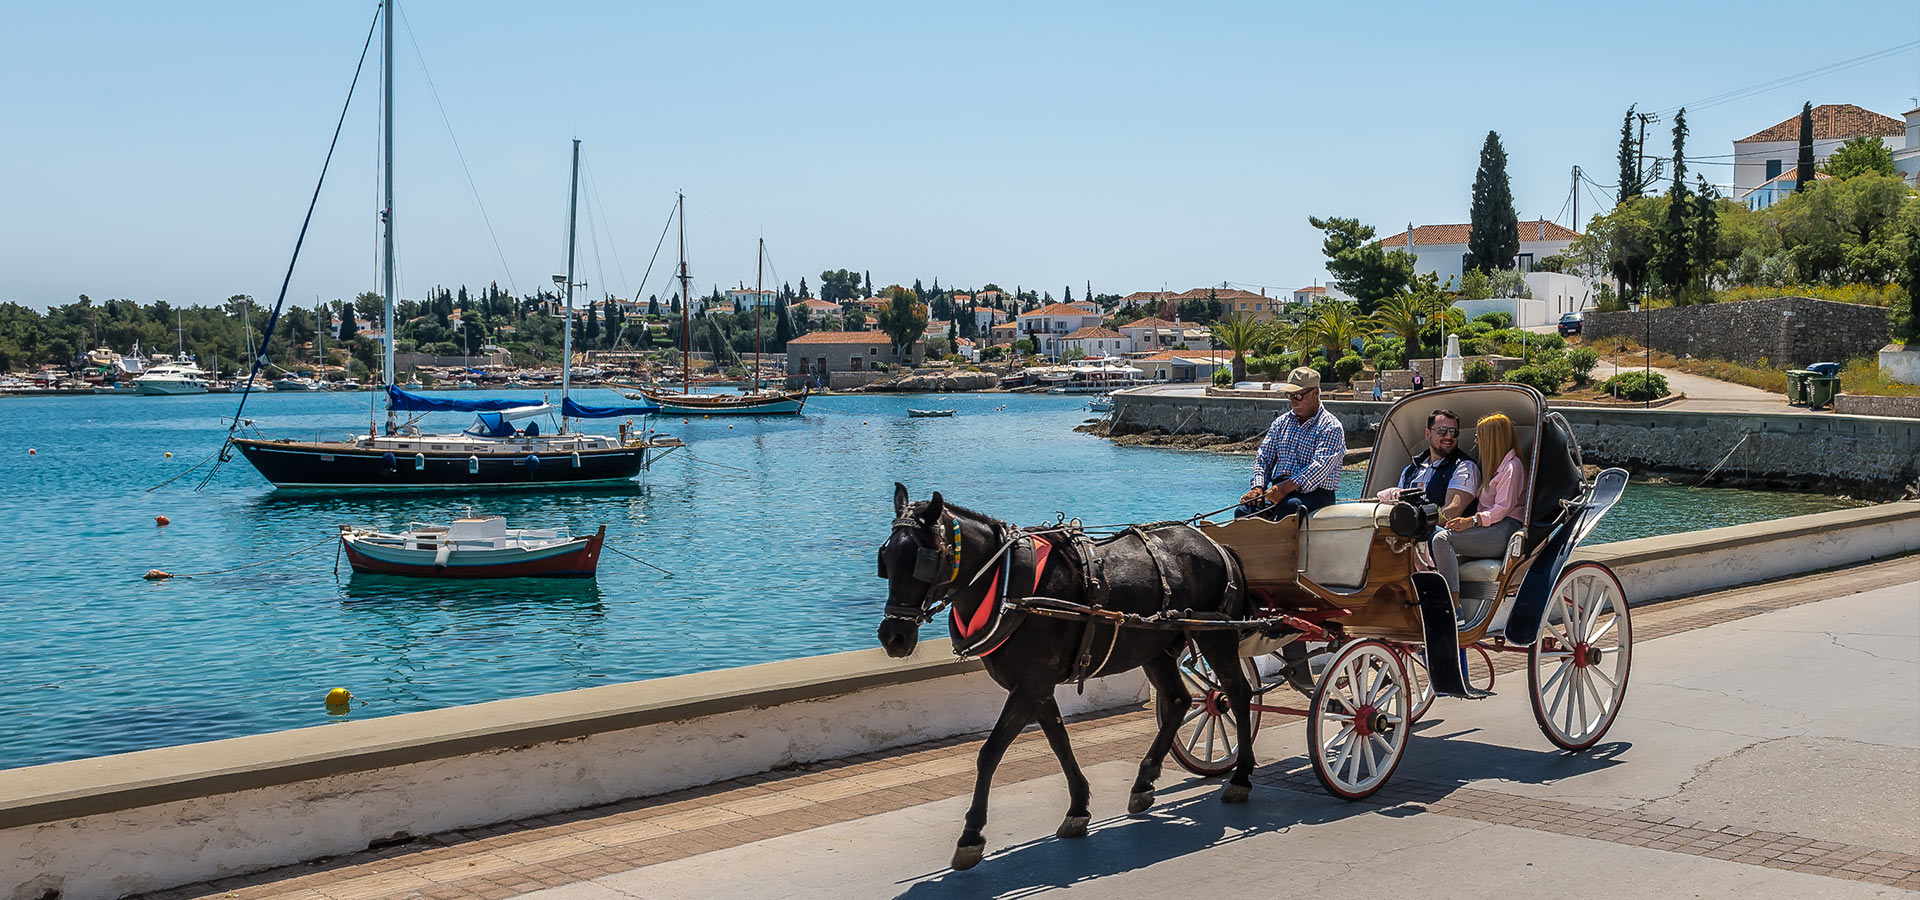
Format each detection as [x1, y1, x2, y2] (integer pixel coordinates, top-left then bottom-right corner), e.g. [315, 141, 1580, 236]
[1373, 220, 1579, 283]
[1128, 349, 1228, 383]
[785, 331, 923, 378]
[1057, 326, 1130, 358]
[1116, 317, 1206, 354]
[1741, 169, 1833, 212]
[1731, 104, 1905, 202]
[969, 305, 1007, 332]
[1015, 303, 1105, 358]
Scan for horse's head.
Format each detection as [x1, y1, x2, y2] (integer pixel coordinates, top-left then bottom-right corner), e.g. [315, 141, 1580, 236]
[876, 482, 959, 658]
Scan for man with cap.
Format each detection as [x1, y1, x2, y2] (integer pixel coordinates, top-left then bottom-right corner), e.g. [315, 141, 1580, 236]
[1235, 366, 1345, 520]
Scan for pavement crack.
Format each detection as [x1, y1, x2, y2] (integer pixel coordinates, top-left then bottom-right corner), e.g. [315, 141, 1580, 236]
[1821, 631, 1913, 664]
[1632, 736, 1788, 810]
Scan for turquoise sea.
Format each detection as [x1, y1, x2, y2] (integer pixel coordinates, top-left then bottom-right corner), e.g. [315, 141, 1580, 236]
[0, 390, 1865, 769]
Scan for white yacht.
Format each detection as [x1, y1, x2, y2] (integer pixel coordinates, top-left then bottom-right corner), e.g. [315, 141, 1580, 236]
[131, 358, 212, 395]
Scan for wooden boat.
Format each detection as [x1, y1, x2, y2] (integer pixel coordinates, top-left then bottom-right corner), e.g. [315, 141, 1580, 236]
[907, 408, 955, 417]
[339, 516, 605, 578]
[636, 384, 809, 416]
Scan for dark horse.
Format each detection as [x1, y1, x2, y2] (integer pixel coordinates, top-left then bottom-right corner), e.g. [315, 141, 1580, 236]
[875, 484, 1256, 871]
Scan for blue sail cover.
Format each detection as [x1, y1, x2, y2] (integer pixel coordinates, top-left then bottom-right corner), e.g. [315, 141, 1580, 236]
[562, 397, 661, 418]
[386, 386, 532, 413]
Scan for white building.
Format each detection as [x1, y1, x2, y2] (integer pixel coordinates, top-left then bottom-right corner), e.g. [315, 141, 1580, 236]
[1896, 106, 1920, 184]
[1731, 104, 1906, 202]
[1373, 220, 1579, 284]
[726, 287, 780, 309]
[1016, 303, 1105, 358]
[1058, 326, 1130, 358]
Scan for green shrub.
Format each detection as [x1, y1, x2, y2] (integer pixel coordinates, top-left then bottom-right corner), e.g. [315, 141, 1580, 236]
[1212, 368, 1232, 386]
[1472, 311, 1513, 329]
[1464, 359, 1495, 383]
[1332, 354, 1366, 384]
[1504, 365, 1561, 395]
[1568, 347, 1600, 383]
[1602, 370, 1671, 402]
[1253, 354, 1292, 380]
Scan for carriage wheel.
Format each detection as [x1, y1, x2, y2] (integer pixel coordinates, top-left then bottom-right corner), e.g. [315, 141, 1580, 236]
[1169, 645, 1262, 777]
[1528, 562, 1632, 751]
[1308, 640, 1411, 800]
[1396, 645, 1436, 722]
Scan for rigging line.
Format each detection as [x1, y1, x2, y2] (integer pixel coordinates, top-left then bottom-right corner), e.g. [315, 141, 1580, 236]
[687, 196, 755, 240]
[1652, 41, 1919, 115]
[395, 7, 518, 295]
[221, 6, 380, 443]
[580, 155, 630, 296]
[628, 200, 678, 306]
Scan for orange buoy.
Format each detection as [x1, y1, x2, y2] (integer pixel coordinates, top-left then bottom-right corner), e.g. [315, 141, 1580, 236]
[27, 448, 35, 455]
[155, 515, 171, 526]
[143, 569, 172, 580]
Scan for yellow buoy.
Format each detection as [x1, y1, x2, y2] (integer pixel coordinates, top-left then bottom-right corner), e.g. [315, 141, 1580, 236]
[325, 688, 353, 708]
[728, 424, 734, 429]
[164, 451, 173, 458]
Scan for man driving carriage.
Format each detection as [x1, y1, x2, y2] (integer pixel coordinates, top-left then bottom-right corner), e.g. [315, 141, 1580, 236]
[1236, 367, 1345, 521]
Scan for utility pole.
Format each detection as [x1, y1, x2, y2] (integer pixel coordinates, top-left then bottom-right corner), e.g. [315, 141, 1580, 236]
[1636, 112, 1661, 195]
[1570, 165, 1581, 229]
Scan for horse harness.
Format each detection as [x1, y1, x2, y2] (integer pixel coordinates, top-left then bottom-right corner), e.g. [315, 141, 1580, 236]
[883, 510, 1245, 692]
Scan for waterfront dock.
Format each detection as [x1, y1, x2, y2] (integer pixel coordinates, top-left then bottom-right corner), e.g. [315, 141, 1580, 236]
[114, 554, 1920, 900]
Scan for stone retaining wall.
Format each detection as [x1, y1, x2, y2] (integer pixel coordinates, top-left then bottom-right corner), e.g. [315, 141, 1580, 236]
[1833, 393, 1920, 418]
[1584, 296, 1888, 366]
[1110, 390, 1920, 497]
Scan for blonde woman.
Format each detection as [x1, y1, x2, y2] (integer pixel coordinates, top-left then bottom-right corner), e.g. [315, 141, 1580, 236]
[1430, 412, 1527, 595]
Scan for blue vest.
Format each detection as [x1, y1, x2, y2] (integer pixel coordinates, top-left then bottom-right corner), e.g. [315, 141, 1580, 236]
[1400, 450, 1478, 515]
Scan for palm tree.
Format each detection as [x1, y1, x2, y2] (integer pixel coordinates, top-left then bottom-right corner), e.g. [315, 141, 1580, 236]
[1208, 313, 1267, 383]
[1370, 292, 1426, 356]
[1301, 302, 1368, 361]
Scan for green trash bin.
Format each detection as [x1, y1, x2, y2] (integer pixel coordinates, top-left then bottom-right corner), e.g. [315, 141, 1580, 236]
[1807, 374, 1840, 410]
[1784, 370, 1812, 405]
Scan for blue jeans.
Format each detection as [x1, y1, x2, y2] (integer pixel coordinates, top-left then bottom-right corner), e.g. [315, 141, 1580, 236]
[1234, 487, 1337, 521]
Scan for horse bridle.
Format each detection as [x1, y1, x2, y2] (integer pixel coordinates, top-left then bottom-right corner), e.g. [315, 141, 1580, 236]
[879, 511, 967, 624]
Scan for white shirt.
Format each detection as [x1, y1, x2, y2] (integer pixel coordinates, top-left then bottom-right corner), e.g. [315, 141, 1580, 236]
[1406, 451, 1479, 497]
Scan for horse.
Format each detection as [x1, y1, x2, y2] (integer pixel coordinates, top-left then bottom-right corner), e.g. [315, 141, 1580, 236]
[875, 483, 1257, 871]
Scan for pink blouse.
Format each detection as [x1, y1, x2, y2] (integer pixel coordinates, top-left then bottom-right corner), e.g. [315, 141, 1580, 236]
[1474, 450, 1526, 528]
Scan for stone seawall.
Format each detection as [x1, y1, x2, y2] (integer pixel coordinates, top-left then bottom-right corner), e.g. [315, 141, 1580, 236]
[1110, 390, 1920, 497]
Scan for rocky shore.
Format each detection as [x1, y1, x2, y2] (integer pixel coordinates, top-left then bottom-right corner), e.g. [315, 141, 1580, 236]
[858, 372, 1001, 393]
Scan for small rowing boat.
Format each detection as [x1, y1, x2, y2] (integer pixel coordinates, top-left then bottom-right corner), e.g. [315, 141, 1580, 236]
[907, 408, 954, 418]
[339, 516, 604, 578]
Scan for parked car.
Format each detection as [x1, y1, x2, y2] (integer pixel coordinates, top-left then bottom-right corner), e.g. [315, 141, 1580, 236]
[1558, 312, 1585, 337]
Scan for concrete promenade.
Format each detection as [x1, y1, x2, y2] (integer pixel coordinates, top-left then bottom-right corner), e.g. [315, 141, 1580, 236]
[139, 556, 1920, 900]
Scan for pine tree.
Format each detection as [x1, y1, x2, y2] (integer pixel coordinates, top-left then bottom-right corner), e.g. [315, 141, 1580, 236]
[1617, 105, 1642, 204]
[1466, 131, 1519, 273]
[1795, 102, 1815, 192]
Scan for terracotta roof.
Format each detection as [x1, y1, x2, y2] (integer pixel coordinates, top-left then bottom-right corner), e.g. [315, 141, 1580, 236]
[1132, 351, 1179, 362]
[1737, 104, 1903, 143]
[1021, 303, 1100, 318]
[1758, 168, 1833, 188]
[787, 331, 890, 345]
[1119, 317, 1180, 329]
[1172, 287, 1268, 301]
[1295, 286, 1326, 294]
[789, 299, 841, 311]
[1062, 326, 1126, 340]
[1373, 219, 1578, 247]
[1119, 291, 1172, 302]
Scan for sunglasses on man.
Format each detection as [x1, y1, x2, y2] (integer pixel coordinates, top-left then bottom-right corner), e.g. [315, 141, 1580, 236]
[1286, 389, 1318, 403]
[1430, 426, 1459, 436]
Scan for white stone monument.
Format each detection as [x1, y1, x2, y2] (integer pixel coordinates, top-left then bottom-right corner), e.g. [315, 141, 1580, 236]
[1439, 333, 1465, 383]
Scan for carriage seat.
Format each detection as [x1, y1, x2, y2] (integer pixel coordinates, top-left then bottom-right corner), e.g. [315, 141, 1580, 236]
[1303, 502, 1383, 589]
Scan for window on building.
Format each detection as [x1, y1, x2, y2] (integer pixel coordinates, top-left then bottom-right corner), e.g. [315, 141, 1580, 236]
[1765, 159, 1782, 181]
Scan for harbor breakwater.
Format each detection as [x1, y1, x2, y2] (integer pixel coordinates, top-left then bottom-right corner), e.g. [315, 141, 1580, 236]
[1108, 389, 1920, 499]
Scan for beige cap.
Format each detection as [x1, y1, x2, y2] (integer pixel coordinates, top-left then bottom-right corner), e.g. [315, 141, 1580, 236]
[1278, 366, 1321, 394]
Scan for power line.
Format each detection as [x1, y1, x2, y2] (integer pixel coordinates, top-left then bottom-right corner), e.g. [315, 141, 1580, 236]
[1651, 40, 1919, 115]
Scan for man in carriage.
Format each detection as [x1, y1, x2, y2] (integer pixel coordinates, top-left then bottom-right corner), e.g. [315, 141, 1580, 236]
[1376, 407, 1479, 523]
[1235, 367, 1345, 521]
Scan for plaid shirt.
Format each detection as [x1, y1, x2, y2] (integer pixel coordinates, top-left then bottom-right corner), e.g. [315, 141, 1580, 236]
[1250, 406, 1345, 494]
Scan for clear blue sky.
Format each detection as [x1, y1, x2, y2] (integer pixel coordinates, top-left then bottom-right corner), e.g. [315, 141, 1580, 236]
[2, 1, 1916, 312]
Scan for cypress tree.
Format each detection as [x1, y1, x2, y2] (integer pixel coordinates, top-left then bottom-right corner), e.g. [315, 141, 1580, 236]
[338, 301, 358, 343]
[799, 276, 810, 299]
[1466, 130, 1519, 273]
[585, 298, 599, 344]
[1690, 176, 1719, 291]
[774, 301, 793, 350]
[1795, 102, 1814, 192]
[647, 294, 660, 317]
[1653, 109, 1693, 296]
[1617, 106, 1641, 203]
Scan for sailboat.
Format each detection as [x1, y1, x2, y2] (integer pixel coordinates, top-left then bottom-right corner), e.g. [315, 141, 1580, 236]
[633, 202, 808, 416]
[224, 7, 677, 490]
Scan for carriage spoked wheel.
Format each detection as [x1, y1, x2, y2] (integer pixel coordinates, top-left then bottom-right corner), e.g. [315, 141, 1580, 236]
[1394, 645, 1436, 723]
[1169, 644, 1262, 777]
[1308, 639, 1412, 800]
[1529, 561, 1633, 751]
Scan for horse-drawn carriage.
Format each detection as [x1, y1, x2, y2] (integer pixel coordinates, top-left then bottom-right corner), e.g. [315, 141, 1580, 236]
[1172, 383, 1632, 798]
[877, 383, 1631, 869]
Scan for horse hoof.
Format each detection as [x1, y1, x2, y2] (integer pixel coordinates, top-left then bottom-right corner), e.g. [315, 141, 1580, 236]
[951, 842, 985, 871]
[1056, 815, 1090, 839]
[1127, 791, 1153, 814]
[1221, 784, 1251, 804]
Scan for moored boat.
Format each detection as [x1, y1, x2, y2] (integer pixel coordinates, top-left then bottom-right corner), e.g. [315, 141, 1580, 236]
[339, 516, 604, 578]
[907, 408, 954, 417]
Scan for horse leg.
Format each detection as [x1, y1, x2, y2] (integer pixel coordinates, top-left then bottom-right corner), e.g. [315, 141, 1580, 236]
[1128, 648, 1191, 814]
[953, 687, 1043, 871]
[1032, 694, 1091, 838]
[1194, 634, 1256, 803]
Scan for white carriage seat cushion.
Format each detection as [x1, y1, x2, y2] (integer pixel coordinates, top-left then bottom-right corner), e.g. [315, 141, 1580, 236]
[1304, 502, 1381, 589]
[1457, 531, 1527, 584]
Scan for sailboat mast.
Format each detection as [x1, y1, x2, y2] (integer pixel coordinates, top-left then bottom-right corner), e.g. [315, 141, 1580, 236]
[561, 138, 580, 432]
[678, 192, 691, 397]
[754, 237, 763, 394]
[380, 0, 397, 432]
